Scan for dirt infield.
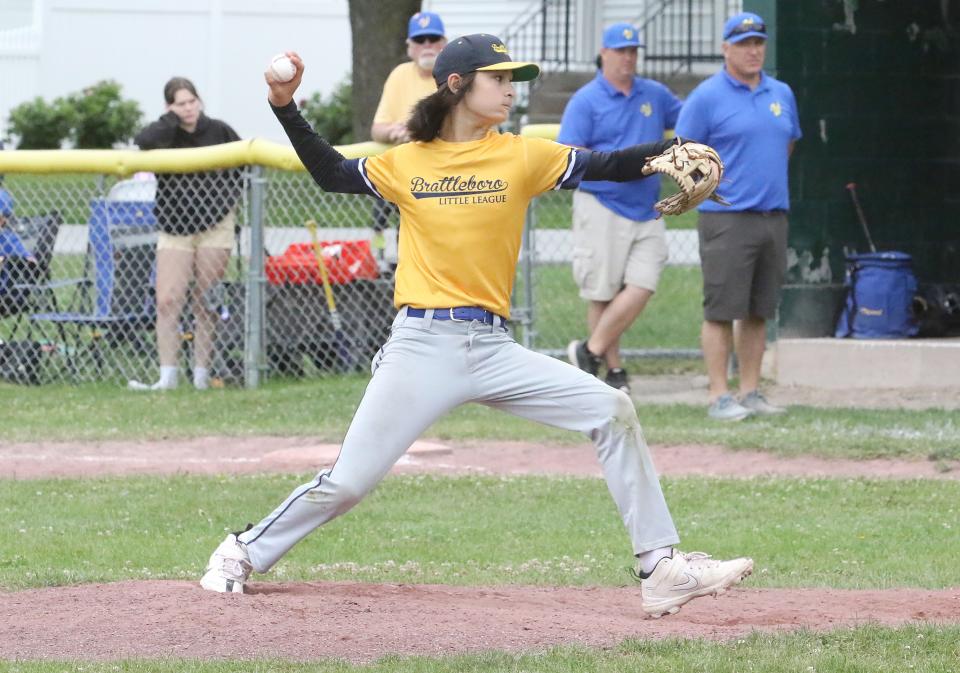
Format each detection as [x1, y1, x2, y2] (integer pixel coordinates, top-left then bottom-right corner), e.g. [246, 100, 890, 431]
[3, 581, 958, 662]
[2, 436, 958, 660]
[2, 436, 957, 480]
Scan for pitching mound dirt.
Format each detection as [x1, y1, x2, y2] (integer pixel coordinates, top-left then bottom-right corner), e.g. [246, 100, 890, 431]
[3, 581, 958, 661]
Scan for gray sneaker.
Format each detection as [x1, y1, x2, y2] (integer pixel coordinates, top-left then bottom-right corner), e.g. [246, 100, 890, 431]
[740, 390, 786, 415]
[567, 340, 601, 376]
[707, 393, 753, 422]
[604, 368, 630, 394]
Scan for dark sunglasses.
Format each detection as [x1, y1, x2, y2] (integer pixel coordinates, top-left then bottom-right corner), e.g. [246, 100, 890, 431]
[724, 21, 766, 40]
[411, 34, 443, 44]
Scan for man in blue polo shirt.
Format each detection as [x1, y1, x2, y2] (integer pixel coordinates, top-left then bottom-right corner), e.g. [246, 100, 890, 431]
[560, 22, 682, 394]
[675, 12, 802, 421]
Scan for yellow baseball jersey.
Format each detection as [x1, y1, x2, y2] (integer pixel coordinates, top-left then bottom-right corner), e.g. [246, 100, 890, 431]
[372, 62, 438, 125]
[361, 131, 578, 318]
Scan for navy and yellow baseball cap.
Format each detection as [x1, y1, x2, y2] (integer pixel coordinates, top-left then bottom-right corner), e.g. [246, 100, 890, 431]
[432, 33, 540, 86]
[723, 12, 767, 43]
[408, 12, 445, 39]
[603, 22, 644, 49]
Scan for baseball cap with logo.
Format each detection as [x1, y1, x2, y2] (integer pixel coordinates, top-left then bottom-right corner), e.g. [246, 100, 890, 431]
[602, 22, 644, 49]
[408, 12, 445, 40]
[0, 188, 14, 217]
[723, 12, 767, 43]
[432, 33, 540, 86]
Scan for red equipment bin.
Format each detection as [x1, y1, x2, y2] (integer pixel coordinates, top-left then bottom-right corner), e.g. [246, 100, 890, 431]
[265, 239, 379, 286]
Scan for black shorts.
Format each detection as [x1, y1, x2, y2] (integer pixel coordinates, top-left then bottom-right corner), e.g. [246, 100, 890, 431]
[698, 211, 788, 321]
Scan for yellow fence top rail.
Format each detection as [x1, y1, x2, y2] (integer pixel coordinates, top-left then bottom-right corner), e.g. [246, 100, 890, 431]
[0, 138, 390, 176]
[519, 124, 561, 140]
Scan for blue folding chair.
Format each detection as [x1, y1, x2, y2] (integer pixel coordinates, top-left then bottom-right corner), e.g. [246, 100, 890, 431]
[30, 198, 157, 381]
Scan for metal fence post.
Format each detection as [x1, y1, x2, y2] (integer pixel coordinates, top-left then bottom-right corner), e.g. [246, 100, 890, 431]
[519, 199, 537, 350]
[244, 165, 267, 388]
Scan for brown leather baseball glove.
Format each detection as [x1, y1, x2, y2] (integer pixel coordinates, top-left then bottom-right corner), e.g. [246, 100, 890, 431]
[642, 142, 729, 217]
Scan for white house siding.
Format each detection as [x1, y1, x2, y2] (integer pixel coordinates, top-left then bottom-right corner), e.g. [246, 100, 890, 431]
[0, 0, 35, 30]
[422, 0, 529, 40]
[0, 0, 352, 144]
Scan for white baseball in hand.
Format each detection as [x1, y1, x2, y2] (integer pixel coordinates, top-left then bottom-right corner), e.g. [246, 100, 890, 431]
[269, 54, 296, 82]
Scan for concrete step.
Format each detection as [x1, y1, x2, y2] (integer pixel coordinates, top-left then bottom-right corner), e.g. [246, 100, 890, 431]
[774, 337, 960, 389]
[536, 70, 595, 92]
[527, 90, 576, 118]
[526, 71, 711, 124]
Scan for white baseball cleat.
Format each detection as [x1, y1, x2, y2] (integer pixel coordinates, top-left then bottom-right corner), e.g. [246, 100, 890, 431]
[200, 533, 253, 594]
[127, 379, 177, 391]
[638, 550, 753, 618]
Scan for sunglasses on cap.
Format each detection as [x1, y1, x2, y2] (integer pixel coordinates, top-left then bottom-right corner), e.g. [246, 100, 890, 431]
[724, 21, 767, 39]
[411, 35, 443, 44]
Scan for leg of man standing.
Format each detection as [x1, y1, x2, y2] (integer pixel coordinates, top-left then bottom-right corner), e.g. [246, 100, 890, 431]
[702, 319, 733, 400]
[698, 212, 753, 421]
[734, 316, 765, 395]
[569, 193, 665, 393]
[737, 212, 789, 415]
[587, 286, 654, 364]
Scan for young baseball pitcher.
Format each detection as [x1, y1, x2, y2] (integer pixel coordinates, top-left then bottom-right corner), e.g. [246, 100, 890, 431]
[200, 35, 751, 618]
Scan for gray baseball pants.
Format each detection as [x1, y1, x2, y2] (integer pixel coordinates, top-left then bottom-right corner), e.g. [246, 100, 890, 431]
[239, 307, 680, 572]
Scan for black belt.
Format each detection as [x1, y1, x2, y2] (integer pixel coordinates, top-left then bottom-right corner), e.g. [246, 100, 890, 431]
[406, 307, 505, 325]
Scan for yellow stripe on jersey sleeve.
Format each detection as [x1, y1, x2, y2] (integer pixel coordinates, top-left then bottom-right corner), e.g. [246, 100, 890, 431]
[521, 136, 576, 197]
[360, 148, 400, 203]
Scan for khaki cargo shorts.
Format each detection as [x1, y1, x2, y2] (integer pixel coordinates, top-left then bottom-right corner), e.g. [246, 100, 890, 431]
[571, 190, 668, 302]
[157, 209, 236, 252]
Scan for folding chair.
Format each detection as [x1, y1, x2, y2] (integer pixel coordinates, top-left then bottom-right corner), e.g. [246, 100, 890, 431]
[30, 198, 157, 382]
[0, 212, 64, 319]
[0, 212, 65, 384]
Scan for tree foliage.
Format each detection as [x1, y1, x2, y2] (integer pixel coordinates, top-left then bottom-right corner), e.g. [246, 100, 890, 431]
[5, 80, 142, 149]
[66, 80, 143, 149]
[299, 76, 354, 145]
[6, 96, 76, 149]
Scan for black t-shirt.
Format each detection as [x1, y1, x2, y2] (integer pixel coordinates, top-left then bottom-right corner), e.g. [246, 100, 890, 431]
[134, 113, 243, 236]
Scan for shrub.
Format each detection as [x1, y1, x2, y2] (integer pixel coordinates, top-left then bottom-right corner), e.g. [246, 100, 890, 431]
[6, 96, 76, 149]
[299, 76, 354, 145]
[67, 80, 143, 149]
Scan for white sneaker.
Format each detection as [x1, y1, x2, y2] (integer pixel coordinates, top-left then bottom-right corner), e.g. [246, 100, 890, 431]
[707, 393, 753, 422]
[739, 390, 786, 415]
[127, 379, 177, 391]
[200, 533, 253, 593]
[638, 550, 753, 618]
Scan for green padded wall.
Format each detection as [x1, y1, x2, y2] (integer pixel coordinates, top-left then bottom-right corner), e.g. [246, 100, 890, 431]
[744, 0, 959, 336]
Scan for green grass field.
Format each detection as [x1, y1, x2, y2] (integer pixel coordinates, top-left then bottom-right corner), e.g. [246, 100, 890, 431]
[2, 377, 957, 461]
[3, 474, 958, 591]
[1, 625, 957, 673]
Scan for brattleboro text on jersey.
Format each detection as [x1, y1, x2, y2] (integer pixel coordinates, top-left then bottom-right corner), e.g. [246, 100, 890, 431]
[409, 175, 509, 199]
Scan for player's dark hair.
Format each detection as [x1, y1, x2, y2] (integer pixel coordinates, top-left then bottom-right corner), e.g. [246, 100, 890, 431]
[406, 73, 477, 142]
[163, 77, 200, 104]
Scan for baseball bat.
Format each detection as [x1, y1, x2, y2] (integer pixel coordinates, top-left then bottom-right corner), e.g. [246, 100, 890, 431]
[305, 219, 355, 372]
[845, 182, 877, 253]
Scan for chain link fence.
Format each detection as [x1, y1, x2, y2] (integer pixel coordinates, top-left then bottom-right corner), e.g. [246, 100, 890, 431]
[0, 142, 703, 387]
[517, 186, 703, 359]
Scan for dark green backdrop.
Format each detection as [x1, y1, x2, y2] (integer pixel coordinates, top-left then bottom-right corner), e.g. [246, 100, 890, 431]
[745, 0, 959, 336]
